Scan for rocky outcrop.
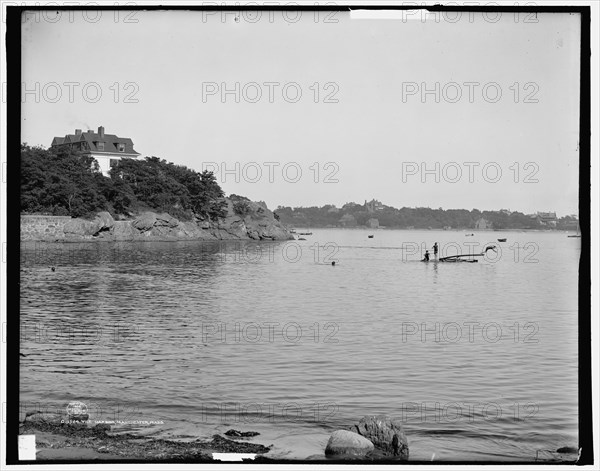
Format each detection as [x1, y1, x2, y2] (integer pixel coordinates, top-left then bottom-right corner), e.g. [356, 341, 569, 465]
[325, 430, 374, 458]
[94, 211, 115, 232]
[131, 212, 158, 232]
[212, 199, 291, 241]
[348, 415, 409, 460]
[22, 199, 294, 242]
[112, 220, 137, 240]
[63, 211, 114, 238]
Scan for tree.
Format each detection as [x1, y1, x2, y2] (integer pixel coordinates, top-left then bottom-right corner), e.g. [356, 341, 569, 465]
[21, 145, 230, 221]
[21, 144, 107, 217]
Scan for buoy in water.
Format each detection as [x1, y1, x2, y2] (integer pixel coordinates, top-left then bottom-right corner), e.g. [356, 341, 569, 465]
[331, 261, 336, 266]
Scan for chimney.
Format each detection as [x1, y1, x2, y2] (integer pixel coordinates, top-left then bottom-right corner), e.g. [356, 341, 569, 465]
[98, 126, 105, 138]
[75, 129, 82, 136]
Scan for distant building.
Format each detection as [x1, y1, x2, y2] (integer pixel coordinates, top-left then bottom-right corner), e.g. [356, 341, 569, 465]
[365, 199, 385, 213]
[536, 211, 558, 227]
[475, 217, 492, 230]
[51, 126, 141, 177]
[367, 218, 379, 229]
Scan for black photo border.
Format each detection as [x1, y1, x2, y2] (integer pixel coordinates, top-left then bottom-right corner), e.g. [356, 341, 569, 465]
[4, 3, 593, 466]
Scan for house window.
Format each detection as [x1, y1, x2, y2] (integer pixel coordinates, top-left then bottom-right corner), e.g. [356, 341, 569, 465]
[110, 159, 119, 168]
[118, 143, 125, 152]
[97, 142, 104, 151]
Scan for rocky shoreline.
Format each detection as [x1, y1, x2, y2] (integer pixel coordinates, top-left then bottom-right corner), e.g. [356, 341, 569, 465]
[19, 412, 410, 462]
[20, 413, 270, 461]
[18, 411, 579, 463]
[21, 199, 294, 243]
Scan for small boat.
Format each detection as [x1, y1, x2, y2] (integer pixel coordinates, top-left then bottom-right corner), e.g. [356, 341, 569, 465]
[439, 253, 485, 262]
[421, 258, 478, 263]
[298, 232, 312, 236]
[289, 229, 296, 234]
[297, 237, 306, 241]
[444, 258, 478, 263]
[567, 234, 581, 238]
[465, 233, 474, 237]
[368, 235, 374, 238]
[497, 238, 507, 242]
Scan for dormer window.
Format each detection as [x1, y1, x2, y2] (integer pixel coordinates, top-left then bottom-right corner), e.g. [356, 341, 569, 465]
[118, 143, 125, 152]
[97, 142, 104, 151]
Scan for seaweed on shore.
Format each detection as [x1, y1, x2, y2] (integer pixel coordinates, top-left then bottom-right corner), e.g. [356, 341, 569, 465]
[19, 420, 270, 461]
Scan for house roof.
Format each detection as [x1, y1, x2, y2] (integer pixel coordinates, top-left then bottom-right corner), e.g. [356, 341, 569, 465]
[51, 129, 140, 155]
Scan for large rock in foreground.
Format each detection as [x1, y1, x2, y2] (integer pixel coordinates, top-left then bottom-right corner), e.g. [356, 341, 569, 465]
[325, 430, 374, 458]
[349, 415, 408, 460]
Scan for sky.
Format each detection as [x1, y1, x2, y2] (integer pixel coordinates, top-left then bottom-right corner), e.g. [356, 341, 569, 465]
[20, 9, 581, 216]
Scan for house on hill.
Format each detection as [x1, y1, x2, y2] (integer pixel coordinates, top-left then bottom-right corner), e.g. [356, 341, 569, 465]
[51, 126, 141, 176]
[536, 211, 558, 227]
[365, 199, 385, 213]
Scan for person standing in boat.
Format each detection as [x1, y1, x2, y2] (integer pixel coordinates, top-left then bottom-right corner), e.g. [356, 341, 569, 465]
[433, 242, 439, 259]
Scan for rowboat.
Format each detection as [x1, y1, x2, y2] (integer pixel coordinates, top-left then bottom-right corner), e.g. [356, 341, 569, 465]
[422, 257, 478, 263]
[422, 253, 485, 263]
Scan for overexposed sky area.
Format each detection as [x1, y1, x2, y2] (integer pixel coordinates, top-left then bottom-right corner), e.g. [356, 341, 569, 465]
[21, 9, 581, 216]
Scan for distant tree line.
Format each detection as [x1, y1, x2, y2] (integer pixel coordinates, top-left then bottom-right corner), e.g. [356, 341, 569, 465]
[20, 144, 227, 220]
[275, 203, 578, 231]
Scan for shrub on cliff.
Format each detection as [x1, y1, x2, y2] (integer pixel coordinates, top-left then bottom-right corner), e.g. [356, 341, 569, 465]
[233, 199, 251, 217]
[21, 144, 108, 218]
[110, 157, 228, 221]
[20, 145, 228, 221]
